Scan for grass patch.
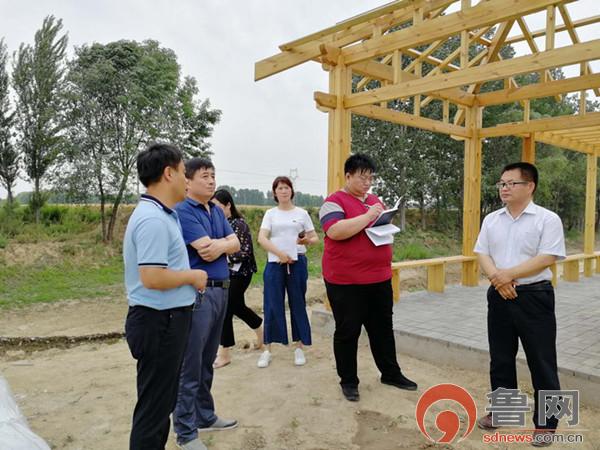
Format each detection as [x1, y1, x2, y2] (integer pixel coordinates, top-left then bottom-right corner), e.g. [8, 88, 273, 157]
[395, 242, 434, 260]
[0, 257, 124, 308]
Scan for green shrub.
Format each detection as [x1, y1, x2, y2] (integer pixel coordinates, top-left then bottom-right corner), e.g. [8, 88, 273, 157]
[40, 205, 70, 224]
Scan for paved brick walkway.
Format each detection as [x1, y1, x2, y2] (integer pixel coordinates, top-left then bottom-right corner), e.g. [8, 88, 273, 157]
[392, 277, 600, 381]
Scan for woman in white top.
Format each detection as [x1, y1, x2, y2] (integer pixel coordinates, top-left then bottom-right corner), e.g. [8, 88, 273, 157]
[256, 176, 318, 368]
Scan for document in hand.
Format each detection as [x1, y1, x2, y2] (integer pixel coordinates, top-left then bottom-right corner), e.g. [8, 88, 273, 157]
[365, 223, 401, 246]
[371, 198, 401, 227]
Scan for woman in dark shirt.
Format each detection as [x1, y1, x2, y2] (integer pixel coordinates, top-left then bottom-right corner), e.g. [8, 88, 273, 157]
[212, 189, 263, 368]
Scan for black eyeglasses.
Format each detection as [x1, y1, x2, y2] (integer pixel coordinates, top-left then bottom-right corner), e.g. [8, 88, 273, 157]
[495, 181, 529, 190]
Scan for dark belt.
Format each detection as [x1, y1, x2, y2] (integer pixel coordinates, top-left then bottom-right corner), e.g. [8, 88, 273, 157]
[206, 279, 230, 288]
[130, 304, 193, 313]
[515, 280, 552, 291]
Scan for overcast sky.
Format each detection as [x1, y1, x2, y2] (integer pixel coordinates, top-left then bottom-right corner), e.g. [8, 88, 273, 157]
[1, 0, 599, 198]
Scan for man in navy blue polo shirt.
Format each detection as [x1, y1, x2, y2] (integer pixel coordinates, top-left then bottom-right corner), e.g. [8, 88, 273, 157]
[173, 158, 240, 450]
[123, 143, 208, 450]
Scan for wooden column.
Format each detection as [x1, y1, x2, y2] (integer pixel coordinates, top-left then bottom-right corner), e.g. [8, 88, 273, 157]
[584, 153, 598, 276]
[522, 133, 536, 163]
[327, 59, 351, 194]
[462, 106, 483, 286]
[413, 8, 423, 117]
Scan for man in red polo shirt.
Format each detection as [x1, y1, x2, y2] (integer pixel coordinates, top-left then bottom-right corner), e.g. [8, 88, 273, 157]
[319, 153, 417, 402]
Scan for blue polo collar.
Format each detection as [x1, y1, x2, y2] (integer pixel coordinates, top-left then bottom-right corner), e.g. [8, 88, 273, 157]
[140, 194, 174, 215]
[184, 196, 215, 211]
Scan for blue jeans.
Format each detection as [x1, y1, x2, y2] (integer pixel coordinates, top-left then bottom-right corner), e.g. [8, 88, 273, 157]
[173, 288, 227, 443]
[263, 255, 311, 346]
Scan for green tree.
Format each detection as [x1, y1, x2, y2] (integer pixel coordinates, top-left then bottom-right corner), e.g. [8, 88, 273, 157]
[171, 76, 221, 157]
[12, 16, 68, 222]
[0, 38, 19, 205]
[62, 40, 221, 241]
[236, 188, 267, 205]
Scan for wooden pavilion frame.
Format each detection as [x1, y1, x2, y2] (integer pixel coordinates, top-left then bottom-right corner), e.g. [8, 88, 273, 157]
[255, 0, 600, 299]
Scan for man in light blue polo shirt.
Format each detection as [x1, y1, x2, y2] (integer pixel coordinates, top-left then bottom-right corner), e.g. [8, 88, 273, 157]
[173, 158, 240, 450]
[123, 143, 207, 450]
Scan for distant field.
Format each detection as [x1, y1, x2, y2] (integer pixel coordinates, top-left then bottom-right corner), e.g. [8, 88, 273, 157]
[0, 203, 587, 309]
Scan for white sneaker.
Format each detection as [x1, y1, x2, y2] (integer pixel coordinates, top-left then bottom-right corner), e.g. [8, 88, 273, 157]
[177, 438, 208, 450]
[257, 350, 271, 368]
[294, 348, 306, 366]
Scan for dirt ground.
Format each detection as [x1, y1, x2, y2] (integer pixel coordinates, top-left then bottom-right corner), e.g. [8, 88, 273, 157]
[2, 280, 600, 450]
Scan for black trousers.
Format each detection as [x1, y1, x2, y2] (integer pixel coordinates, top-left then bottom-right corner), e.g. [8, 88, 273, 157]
[220, 274, 263, 347]
[125, 304, 193, 450]
[325, 279, 403, 387]
[487, 282, 560, 430]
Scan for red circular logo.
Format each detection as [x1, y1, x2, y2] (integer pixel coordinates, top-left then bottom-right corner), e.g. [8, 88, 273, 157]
[415, 383, 477, 443]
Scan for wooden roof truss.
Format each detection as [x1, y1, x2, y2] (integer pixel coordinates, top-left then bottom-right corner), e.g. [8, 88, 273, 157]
[255, 0, 600, 286]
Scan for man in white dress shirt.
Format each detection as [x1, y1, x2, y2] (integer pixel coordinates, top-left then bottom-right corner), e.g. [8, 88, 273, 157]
[474, 162, 565, 446]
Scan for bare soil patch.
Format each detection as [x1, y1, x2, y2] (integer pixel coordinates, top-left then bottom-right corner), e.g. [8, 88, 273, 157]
[2, 280, 600, 449]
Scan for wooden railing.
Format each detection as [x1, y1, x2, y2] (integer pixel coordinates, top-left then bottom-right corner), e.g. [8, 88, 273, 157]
[391, 255, 476, 301]
[390, 252, 600, 301]
[550, 252, 600, 285]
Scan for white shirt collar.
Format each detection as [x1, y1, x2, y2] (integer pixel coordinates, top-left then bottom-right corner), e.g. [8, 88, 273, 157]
[500, 201, 537, 220]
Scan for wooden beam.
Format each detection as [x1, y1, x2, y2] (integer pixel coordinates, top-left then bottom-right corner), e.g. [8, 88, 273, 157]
[392, 50, 402, 84]
[404, 40, 444, 73]
[421, 36, 492, 108]
[522, 133, 536, 163]
[443, 100, 450, 123]
[319, 44, 341, 67]
[552, 126, 600, 135]
[460, 30, 469, 70]
[523, 100, 531, 123]
[480, 111, 600, 140]
[427, 263, 446, 293]
[476, 73, 600, 106]
[558, 5, 599, 96]
[351, 104, 472, 138]
[516, 17, 560, 99]
[505, 14, 600, 46]
[357, 43, 464, 93]
[351, 60, 476, 106]
[255, 0, 455, 81]
[563, 259, 580, 282]
[421, 48, 490, 110]
[452, 19, 515, 125]
[584, 154, 598, 276]
[327, 62, 352, 194]
[413, 7, 424, 118]
[462, 106, 482, 286]
[345, 39, 600, 109]
[279, 0, 425, 51]
[341, 0, 574, 66]
[546, 5, 556, 52]
[422, 26, 494, 80]
[551, 131, 600, 139]
[524, 135, 596, 151]
[314, 91, 337, 110]
[573, 137, 600, 143]
[536, 132, 596, 154]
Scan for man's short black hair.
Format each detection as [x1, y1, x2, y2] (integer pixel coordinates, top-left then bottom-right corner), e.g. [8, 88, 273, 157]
[502, 161, 538, 192]
[137, 142, 183, 187]
[344, 153, 376, 175]
[185, 157, 215, 179]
